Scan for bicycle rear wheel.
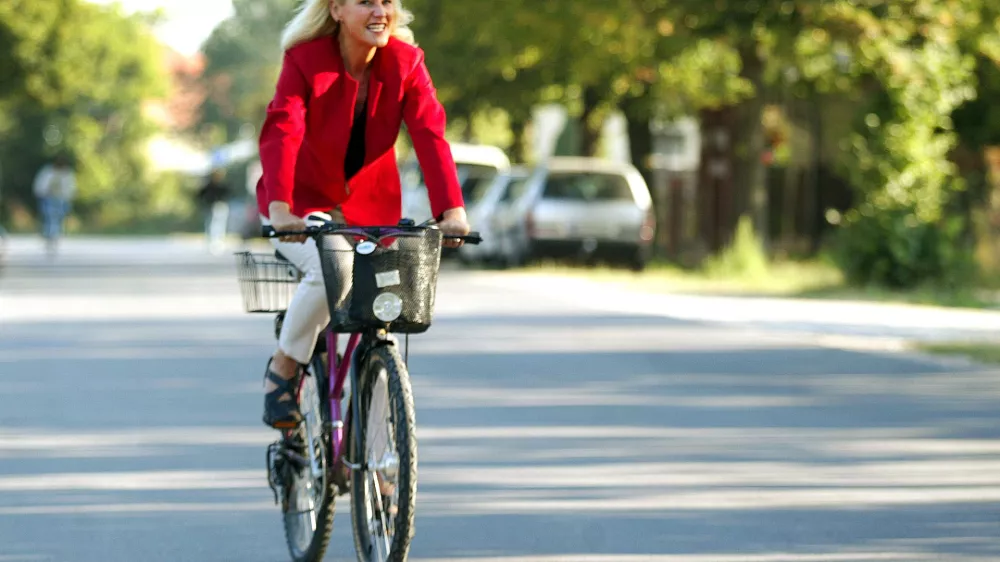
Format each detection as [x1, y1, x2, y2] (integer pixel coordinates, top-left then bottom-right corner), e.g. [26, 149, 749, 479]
[350, 344, 417, 562]
[281, 354, 336, 562]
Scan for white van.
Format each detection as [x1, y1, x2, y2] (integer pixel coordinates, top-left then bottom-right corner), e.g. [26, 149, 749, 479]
[399, 143, 511, 224]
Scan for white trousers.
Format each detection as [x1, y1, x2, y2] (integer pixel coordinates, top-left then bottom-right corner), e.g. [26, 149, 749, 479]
[262, 212, 352, 364]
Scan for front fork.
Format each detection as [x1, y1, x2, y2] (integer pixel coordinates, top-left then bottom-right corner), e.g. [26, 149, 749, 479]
[346, 335, 368, 475]
[345, 331, 395, 476]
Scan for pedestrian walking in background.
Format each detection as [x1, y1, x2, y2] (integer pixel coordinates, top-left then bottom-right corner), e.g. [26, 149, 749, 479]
[32, 154, 76, 257]
[0, 160, 8, 261]
[197, 168, 232, 254]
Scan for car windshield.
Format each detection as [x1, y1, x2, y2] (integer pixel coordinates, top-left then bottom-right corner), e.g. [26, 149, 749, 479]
[401, 163, 501, 204]
[542, 172, 633, 202]
[460, 164, 502, 203]
[499, 176, 529, 203]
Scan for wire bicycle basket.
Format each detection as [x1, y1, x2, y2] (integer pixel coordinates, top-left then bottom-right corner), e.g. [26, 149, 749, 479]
[235, 251, 303, 313]
[318, 227, 443, 333]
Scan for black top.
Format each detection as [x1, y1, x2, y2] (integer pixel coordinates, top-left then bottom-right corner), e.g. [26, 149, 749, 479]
[197, 179, 230, 206]
[344, 102, 367, 181]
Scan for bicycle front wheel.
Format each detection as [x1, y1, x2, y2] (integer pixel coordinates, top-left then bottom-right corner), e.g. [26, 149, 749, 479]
[350, 344, 417, 562]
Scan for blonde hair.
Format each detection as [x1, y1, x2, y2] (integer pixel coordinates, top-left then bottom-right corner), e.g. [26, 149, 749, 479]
[281, 0, 415, 52]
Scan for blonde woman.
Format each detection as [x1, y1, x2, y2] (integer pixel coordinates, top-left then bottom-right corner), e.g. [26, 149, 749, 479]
[257, 0, 469, 428]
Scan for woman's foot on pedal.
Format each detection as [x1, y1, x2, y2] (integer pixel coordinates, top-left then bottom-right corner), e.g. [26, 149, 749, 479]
[262, 359, 302, 429]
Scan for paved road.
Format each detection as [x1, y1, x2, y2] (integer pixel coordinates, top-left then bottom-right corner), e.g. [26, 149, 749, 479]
[1, 237, 999, 562]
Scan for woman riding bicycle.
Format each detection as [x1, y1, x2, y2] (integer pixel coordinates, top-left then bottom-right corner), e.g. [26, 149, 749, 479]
[258, 0, 470, 429]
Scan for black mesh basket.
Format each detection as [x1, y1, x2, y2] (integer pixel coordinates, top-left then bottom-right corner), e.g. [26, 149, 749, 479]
[235, 251, 302, 313]
[317, 228, 443, 333]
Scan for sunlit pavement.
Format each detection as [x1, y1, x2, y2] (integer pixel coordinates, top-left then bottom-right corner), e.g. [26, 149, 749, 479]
[0, 236, 999, 561]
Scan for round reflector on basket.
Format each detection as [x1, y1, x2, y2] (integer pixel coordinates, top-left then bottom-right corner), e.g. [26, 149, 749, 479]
[373, 292, 403, 322]
[356, 241, 377, 255]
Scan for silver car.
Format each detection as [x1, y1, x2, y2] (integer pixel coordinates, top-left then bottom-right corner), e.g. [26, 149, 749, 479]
[457, 167, 531, 264]
[494, 157, 656, 270]
[399, 142, 511, 223]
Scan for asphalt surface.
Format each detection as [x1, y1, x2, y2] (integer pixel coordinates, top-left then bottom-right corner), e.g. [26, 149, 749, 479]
[0, 236, 998, 562]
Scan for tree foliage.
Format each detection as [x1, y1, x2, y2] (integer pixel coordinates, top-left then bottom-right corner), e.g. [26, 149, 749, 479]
[812, 0, 992, 287]
[197, 0, 299, 144]
[0, 0, 167, 229]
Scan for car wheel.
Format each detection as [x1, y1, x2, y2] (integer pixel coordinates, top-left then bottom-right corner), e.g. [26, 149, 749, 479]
[630, 245, 650, 272]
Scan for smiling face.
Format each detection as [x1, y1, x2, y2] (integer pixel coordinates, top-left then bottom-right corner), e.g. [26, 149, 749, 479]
[331, 0, 395, 49]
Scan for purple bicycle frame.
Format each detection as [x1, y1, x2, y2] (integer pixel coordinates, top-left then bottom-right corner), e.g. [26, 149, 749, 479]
[325, 329, 361, 466]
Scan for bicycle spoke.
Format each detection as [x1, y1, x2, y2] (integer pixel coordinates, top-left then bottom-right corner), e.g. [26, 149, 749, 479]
[363, 367, 397, 561]
[363, 475, 386, 561]
[369, 471, 391, 560]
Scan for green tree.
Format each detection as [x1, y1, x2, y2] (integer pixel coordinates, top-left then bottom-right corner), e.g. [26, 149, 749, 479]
[637, 0, 998, 287]
[637, 0, 819, 244]
[407, 0, 562, 156]
[197, 0, 300, 144]
[408, 0, 676, 166]
[816, 1, 990, 287]
[0, 0, 167, 230]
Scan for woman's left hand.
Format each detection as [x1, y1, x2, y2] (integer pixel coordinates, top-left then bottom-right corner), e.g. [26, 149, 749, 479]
[438, 207, 470, 249]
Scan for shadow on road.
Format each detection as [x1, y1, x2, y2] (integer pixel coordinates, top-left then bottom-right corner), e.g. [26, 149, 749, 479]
[0, 311, 997, 561]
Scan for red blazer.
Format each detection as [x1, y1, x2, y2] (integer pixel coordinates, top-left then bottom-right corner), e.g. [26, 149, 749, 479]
[256, 36, 463, 226]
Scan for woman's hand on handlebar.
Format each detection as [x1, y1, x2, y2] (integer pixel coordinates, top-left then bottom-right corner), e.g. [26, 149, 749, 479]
[268, 202, 308, 243]
[438, 207, 470, 249]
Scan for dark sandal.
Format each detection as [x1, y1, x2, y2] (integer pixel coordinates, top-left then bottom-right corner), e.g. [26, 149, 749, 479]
[262, 363, 302, 429]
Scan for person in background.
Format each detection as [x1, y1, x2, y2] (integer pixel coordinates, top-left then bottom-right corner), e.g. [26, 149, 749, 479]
[33, 154, 76, 257]
[197, 168, 232, 254]
[0, 160, 8, 259]
[240, 159, 264, 240]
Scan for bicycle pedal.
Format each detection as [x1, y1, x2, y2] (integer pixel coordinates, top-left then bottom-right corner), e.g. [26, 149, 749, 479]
[265, 442, 283, 505]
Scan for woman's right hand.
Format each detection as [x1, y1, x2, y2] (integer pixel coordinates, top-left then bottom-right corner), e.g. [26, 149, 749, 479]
[268, 202, 308, 243]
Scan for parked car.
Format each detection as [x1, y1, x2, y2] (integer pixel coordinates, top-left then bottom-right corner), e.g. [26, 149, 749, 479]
[494, 157, 656, 270]
[457, 166, 530, 264]
[399, 142, 510, 223]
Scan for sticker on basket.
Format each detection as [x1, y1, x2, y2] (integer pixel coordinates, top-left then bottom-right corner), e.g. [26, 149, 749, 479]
[375, 270, 401, 288]
[356, 241, 377, 255]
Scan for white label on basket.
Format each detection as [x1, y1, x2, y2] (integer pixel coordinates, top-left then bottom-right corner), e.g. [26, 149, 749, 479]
[375, 270, 401, 288]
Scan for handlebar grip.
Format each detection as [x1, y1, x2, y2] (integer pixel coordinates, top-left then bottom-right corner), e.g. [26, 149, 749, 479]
[446, 232, 482, 245]
[261, 225, 316, 238]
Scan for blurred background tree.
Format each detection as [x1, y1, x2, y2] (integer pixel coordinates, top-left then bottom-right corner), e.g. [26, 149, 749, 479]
[196, 0, 299, 145]
[0, 0, 172, 231]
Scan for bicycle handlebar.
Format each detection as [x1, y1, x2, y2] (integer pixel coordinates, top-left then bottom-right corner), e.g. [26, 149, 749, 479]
[260, 224, 483, 245]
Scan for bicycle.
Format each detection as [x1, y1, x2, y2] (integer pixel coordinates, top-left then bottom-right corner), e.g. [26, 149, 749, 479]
[235, 219, 481, 562]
